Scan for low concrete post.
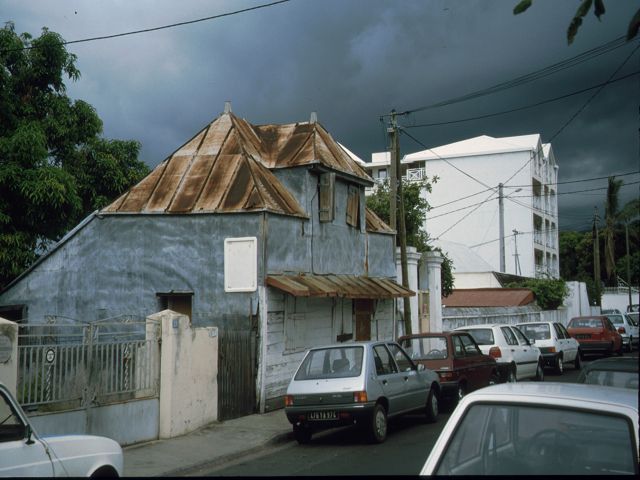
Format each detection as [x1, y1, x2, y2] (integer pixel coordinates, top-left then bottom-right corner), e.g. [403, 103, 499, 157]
[0, 318, 18, 396]
[148, 310, 218, 439]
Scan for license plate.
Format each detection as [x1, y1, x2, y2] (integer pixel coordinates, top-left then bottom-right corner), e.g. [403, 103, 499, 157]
[308, 411, 338, 421]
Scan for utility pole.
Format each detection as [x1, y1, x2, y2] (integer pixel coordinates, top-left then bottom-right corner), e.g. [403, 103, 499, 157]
[593, 207, 601, 306]
[499, 183, 505, 273]
[625, 222, 632, 309]
[388, 113, 397, 233]
[388, 111, 411, 335]
[513, 229, 521, 276]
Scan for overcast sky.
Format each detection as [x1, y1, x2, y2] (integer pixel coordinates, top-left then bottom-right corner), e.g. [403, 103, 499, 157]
[4, 0, 639, 230]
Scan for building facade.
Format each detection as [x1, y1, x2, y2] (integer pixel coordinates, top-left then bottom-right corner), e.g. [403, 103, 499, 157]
[365, 134, 560, 279]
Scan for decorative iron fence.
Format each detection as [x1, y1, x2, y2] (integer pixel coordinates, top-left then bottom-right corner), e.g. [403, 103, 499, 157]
[17, 317, 158, 409]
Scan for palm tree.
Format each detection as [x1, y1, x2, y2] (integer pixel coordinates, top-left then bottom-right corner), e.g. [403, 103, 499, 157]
[603, 176, 623, 286]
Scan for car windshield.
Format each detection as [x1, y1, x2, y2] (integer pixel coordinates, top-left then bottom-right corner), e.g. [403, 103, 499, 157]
[583, 370, 639, 389]
[606, 315, 624, 325]
[294, 346, 364, 380]
[568, 318, 602, 328]
[465, 329, 494, 345]
[517, 323, 550, 340]
[400, 336, 448, 360]
[436, 403, 636, 475]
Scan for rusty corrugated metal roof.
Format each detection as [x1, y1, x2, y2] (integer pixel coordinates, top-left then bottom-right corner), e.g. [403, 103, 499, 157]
[365, 207, 394, 235]
[266, 274, 414, 299]
[442, 288, 535, 307]
[103, 110, 372, 215]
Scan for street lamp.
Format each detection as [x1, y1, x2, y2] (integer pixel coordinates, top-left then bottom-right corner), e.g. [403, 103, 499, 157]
[499, 185, 522, 273]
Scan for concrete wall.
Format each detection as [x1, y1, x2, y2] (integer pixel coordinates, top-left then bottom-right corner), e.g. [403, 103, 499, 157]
[148, 310, 218, 439]
[28, 398, 159, 446]
[0, 318, 18, 396]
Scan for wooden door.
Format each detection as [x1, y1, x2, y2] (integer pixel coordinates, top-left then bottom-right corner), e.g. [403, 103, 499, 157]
[354, 300, 374, 341]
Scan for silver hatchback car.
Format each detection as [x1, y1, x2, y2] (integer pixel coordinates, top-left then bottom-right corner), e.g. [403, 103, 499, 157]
[284, 341, 441, 444]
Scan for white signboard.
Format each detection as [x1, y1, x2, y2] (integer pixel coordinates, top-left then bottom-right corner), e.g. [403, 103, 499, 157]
[224, 237, 257, 292]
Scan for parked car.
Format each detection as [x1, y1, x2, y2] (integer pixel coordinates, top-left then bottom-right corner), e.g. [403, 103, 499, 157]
[627, 304, 639, 313]
[515, 321, 581, 374]
[284, 341, 440, 444]
[604, 313, 638, 352]
[420, 383, 639, 475]
[455, 324, 544, 383]
[0, 381, 123, 477]
[397, 332, 498, 406]
[567, 315, 624, 357]
[577, 356, 639, 390]
[602, 308, 623, 314]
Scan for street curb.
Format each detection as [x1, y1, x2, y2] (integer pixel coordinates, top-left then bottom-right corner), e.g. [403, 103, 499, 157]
[160, 431, 293, 477]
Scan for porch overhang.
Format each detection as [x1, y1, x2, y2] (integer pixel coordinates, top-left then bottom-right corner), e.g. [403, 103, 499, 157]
[266, 274, 414, 299]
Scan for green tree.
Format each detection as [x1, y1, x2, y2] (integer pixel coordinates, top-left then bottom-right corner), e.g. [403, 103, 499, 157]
[366, 177, 455, 297]
[603, 176, 623, 285]
[513, 0, 640, 44]
[0, 23, 150, 289]
[507, 278, 569, 310]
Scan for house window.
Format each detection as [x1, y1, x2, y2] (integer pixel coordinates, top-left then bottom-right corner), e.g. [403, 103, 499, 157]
[346, 186, 360, 228]
[319, 172, 335, 223]
[378, 169, 387, 180]
[157, 293, 193, 319]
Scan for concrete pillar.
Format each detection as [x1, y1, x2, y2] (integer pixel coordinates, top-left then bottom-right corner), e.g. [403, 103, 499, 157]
[396, 246, 422, 335]
[424, 252, 444, 332]
[147, 310, 218, 439]
[0, 318, 18, 396]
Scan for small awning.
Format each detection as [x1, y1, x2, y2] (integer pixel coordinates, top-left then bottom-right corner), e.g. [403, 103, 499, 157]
[266, 274, 414, 299]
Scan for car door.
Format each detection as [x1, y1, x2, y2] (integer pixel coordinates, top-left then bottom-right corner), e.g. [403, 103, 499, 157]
[510, 326, 539, 378]
[386, 342, 428, 411]
[557, 323, 577, 361]
[372, 344, 405, 414]
[0, 388, 53, 477]
[458, 333, 492, 391]
[604, 318, 622, 351]
[552, 323, 571, 362]
[499, 326, 522, 372]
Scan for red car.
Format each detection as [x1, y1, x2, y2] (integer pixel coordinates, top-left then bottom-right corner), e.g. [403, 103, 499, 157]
[567, 316, 624, 356]
[398, 332, 498, 406]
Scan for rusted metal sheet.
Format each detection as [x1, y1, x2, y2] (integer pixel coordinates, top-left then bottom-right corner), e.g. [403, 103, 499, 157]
[365, 207, 394, 234]
[443, 288, 535, 307]
[101, 110, 372, 216]
[266, 274, 414, 299]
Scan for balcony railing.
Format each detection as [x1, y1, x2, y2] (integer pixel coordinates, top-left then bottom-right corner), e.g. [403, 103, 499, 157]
[402, 168, 426, 182]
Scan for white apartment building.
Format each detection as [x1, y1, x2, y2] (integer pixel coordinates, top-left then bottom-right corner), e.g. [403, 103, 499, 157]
[365, 134, 560, 280]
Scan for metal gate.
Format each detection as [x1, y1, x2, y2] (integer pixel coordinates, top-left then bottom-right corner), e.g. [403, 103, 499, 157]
[17, 316, 158, 410]
[218, 329, 257, 420]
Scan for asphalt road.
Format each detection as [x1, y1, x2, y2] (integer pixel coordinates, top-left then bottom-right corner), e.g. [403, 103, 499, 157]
[189, 349, 638, 476]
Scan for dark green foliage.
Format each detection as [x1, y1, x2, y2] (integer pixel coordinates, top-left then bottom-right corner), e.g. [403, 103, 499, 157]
[507, 278, 569, 310]
[365, 176, 455, 297]
[0, 23, 150, 289]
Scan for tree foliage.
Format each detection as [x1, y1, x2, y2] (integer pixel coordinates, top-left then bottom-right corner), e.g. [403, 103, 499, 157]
[365, 177, 455, 297]
[513, 0, 639, 44]
[507, 278, 569, 310]
[0, 23, 150, 289]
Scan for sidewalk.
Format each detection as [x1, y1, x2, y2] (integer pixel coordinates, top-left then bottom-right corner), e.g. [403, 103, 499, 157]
[123, 409, 293, 477]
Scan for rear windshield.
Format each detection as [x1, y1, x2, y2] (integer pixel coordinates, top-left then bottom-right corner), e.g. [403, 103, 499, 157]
[606, 315, 624, 325]
[568, 318, 603, 328]
[294, 346, 364, 380]
[518, 323, 550, 340]
[583, 370, 639, 389]
[464, 329, 495, 346]
[400, 336, 448, 360]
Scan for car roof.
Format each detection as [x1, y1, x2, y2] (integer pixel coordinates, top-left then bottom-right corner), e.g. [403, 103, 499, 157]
[306, 340, 390, 351]
[462, 382, 638, 412]
[398, 331, 465, 339]
[581, 356, 639, 373]
[457, 324, 514, 330]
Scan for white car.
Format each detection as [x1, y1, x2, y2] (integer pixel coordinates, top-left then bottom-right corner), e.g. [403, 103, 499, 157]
[516, 321, 580, 374]
[605, 313, 638, 352]
[0, 382, 123, 477]
[421, 383, 639, 475]
[455, 324, 544, 382]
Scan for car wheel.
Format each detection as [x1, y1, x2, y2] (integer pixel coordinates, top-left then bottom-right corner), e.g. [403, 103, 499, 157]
[626, 341, 632, 353]
[293, 425, 312, 444]
[555, 355, 563, 375]
[534, 360, 544, 381]
[425, 387, 439, 423]
[456, 382, 466, 402]
[507, 364, 517, 383]
[369, 403, 388, 443]
[574, 351, 581, 370]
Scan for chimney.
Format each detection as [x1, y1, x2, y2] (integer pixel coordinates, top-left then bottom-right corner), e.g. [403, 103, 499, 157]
[310, 111, 317, 124]
[224, 101, 232, 114]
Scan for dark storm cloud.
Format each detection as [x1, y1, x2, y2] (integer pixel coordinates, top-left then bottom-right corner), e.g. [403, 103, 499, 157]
[4, 0, 638, 229]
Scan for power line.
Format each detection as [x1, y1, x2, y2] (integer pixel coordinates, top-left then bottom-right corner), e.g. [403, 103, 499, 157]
[1, 0, 291, 53]
[434, 190, 498, 239]
[403, 70, 639, 129]
[397, 35, 631, 115]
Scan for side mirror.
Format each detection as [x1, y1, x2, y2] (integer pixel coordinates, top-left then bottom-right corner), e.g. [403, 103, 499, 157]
[528, 338, 536, 345]
[25, 424, 35, 445]
[416, 363, 425, 372]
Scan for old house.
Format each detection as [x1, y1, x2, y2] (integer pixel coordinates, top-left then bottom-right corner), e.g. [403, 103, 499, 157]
[0, 104, 412, 412]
